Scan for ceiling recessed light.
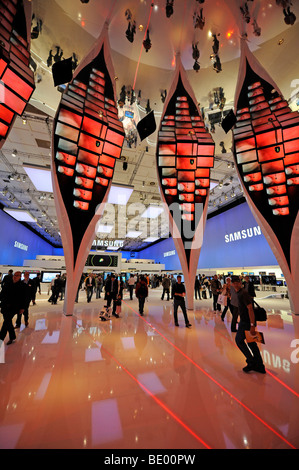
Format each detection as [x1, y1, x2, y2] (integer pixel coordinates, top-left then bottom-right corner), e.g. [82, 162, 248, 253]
[24, 165, 53, 192]
[141, 206, 163, 219]
[4, 208, 36, 222]
[125, 230, 142, 238]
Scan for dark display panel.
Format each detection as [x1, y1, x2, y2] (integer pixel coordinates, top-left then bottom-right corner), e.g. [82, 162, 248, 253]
[86, 254, 118, 268]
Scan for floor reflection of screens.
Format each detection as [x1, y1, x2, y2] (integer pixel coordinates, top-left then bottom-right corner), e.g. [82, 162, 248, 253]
[92, 400, 123, 445]
[137, 372, 167, 395]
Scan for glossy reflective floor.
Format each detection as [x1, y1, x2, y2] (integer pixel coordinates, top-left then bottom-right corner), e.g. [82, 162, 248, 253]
[0, 287, 299, 450]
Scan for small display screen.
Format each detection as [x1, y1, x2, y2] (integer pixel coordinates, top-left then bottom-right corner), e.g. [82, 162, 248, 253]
[41, 272, 61, 283]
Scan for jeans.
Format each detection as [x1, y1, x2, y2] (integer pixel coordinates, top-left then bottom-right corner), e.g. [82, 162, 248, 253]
[128, 285, 134, 300]
[86, 286, 93, 303]
[161, 287, 170, 300]
[0, 312, 16, 341]
[16, 307, 29, 327]
[194, 286, 201, 299]
[230, 305, 239, 332]
[173, 298, 189, 325]
[138, 296, 145, 314]
[221, 298, 233, 319]
[235, 321, 264, 367]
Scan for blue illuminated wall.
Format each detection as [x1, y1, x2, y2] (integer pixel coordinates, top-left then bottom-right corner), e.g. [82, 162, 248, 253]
[0, 210, 53, 266]
[138, 201, 278, 270]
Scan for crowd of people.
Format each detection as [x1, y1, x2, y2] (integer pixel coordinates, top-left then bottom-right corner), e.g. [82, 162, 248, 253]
[0, 269, 265, 374]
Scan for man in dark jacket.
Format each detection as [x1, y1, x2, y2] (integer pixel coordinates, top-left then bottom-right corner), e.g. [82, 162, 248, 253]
[0, 271, 26, 344]
[1, 269, 13, 289]
[31, 273, 41, 305]
[231, 276, 265, 374]
[15, 271, 33, 328]
[173, 276, 192, 328]
[135, 275, 148, 316]
[105, 274, 119, 317]
[210, 274, 222, 313]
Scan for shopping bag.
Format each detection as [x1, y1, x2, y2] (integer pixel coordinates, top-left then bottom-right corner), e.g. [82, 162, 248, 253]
[217, 294, 227, 306]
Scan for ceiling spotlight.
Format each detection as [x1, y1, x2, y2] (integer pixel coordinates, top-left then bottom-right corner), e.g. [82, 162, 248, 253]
[2, 187, 8, 196]
[11, 150, 17, 157]
[22, 118, 27, 125]
[219, 181, 223, 188]
[8, 174, 14, 181]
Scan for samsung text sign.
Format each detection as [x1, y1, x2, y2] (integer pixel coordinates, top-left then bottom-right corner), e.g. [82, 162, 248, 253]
[225, 225, 262, 243]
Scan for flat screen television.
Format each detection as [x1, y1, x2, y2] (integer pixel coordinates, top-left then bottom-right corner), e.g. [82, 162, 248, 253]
[41, 271, 61, 283]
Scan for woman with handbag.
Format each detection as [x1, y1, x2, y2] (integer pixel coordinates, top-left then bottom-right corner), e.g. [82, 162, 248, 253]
[221, 277, 233, 321]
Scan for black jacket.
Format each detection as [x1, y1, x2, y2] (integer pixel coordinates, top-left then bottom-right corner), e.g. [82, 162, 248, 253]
[105, 278, 119, 296]
[0, 280, 27, 315]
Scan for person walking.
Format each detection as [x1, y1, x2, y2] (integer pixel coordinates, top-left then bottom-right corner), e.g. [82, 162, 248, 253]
[31, 273, 41, 305]
[231, 276, 265, 374]
[194, 275, 201, 300]
[220, 277, 233, 322]
[0, 271, 26, 345]
[105, 274, 119, 317]
[128, 274, 135, 300]
[243, 275, 256, 298]
[15, 271, 33, 328]
[211, 274, 222, 313]
[135, 275, 148, 316]
[52, 274, 62, 304]
[173, 275, 192, 328]
[85, 273, 95, 303]
[161, 275, 170, 301]
[1, 269, 13, 289]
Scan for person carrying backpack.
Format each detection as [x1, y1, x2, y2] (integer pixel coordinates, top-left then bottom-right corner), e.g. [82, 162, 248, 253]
[135, 275, 148, 316]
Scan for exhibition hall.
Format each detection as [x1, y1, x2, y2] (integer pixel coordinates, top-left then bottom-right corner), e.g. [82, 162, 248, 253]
[0, 0, 299, 451]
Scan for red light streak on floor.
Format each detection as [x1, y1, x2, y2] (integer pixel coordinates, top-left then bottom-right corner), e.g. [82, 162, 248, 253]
[123, 301, 297, 449]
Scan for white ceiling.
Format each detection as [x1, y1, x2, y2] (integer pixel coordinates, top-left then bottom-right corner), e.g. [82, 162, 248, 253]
[1, 0, 299, 250]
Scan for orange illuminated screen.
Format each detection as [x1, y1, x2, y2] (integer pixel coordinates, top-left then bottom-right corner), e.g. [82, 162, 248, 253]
[74, 200, 89, 210]
[95, 177, 109, 186]
[78, 149, 100, 167]
[102, 141, 122, 158]
[0, 122, 9, 137]
[74, 189, 92, 201]
[76, 163, 97, 178]
[99, 154, 116, 168]
[82, 115, 105, 137]
[56, 152, 76, 166]
[0, 82, 26, 114]
[58, 166, 74, 177]
[75, 177, 94, 189]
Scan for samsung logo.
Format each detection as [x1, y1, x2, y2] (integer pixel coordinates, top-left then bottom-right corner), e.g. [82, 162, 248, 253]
[93, 239, 124, 248]
[225, 226, 261, 243]
[164, 250, 176, 257]
[14, 241, 28, 251]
